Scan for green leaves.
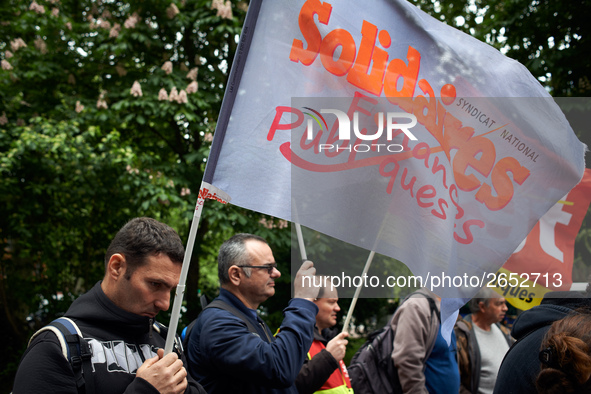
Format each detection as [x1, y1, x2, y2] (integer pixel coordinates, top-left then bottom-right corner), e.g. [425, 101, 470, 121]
[0, 3, 283, 381]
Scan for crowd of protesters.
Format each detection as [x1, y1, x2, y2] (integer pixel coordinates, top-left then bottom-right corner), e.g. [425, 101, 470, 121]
[11, 218, 591, 393]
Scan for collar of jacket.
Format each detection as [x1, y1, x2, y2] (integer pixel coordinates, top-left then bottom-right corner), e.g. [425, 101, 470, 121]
[65, 281, 154, 336]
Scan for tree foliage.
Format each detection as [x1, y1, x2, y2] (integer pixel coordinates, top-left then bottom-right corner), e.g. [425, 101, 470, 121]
[1, 0, 590, 391]
[408, 0, 591, 97]
[0, 0, 289, 388]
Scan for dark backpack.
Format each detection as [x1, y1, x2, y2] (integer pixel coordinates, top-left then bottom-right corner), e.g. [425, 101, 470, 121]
[348, 291, 440, 394]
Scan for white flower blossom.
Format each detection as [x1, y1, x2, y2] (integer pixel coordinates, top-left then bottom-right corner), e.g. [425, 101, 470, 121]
[29, 1, 45, 14]
[96, 99, 108, 109]
[177, 89, 188, 104]
[204, 132, 213, 142]
[186, 67, 198, 81]
[237, 2, 248, 12]
[169, 87, 179, 102]
[1, 60, 12, 70]
[65, 22, 72, 30]
[158, 88, 168, 101]
[51, 8, 59, 17]
[100, 20, 111, 30]
[161, 61, 173, 75]
[216, 1, 233, 20]
[166, 3, 180, 19]
[126, 165, 140, 175]
[180, 187, 191, 196]
[5, 51, 13, 59]
[109, 23, 121, 38]
[124, 13, 140, 29]
[259, 218, 273, 229]
[186, 81, 198, 94]
[96, 91, 108, 109]
[130, 81, 143, 97]
[34, 37, 47, 55]
[10, 38, 27, 52]
[75, 101, 84, 113]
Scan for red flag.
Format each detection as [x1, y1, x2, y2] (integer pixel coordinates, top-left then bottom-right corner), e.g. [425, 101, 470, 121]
[502, 168, 591, 293]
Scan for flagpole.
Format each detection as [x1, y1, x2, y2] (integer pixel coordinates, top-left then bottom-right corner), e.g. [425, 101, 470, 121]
[342, 214, 389, 333]
[162, 0, 259, 355]
[164, 182, 230, 355]
[295, 222, 308, 261]
[342, 250, 376, 333]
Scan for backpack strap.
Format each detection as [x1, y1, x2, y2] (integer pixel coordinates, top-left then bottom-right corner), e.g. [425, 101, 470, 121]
[406, 290, 441, 324]
[181, 320, 197, 349]
[401, 290, 441, 362]
[204, 299, 260, 335]
[181, 298, 266, 348]
[29, 317, 93, 394]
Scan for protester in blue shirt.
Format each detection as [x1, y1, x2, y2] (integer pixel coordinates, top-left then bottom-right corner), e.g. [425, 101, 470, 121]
[390, 288, 460, 394]
[186, 233, 319, 394]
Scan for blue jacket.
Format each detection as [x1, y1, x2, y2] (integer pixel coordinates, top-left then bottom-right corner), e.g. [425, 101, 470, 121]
[187, 288, 318, 393]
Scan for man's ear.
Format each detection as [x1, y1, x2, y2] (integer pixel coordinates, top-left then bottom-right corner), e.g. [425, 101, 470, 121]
[228, 265, 242, 286]
[105, 253, 126, 281]
[478, 300, 487, 313]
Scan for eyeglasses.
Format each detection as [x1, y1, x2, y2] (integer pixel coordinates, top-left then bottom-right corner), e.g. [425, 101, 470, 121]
[235, 263, 278, 274]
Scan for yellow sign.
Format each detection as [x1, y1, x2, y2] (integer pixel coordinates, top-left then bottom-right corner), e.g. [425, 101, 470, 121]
[489, 267, 552, 310]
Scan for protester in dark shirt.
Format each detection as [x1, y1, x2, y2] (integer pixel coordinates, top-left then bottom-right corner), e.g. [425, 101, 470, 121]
[535, 310, 591, 394]
[13, 217, 206, 394]
[494, 286, 591, 394]
[296, 283, 352, 393]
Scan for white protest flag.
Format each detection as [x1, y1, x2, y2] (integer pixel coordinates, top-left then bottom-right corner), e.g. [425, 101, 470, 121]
[203, 0, 586, 329]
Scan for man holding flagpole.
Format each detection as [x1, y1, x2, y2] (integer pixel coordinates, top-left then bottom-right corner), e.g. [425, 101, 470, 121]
[13, 217, 206, 394]
[295, 282, 353, 394]
[186, 233, 319, 394]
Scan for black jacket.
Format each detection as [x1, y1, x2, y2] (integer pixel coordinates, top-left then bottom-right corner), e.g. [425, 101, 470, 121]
[493, 292, 591, 394]
[455, 314, 513, 394]
[13, 281, 206, 394]
[295, 328, 340, 394]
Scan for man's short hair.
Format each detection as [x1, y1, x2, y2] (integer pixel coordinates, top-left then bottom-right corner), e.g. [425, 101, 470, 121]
[469, 287, 500, 313]
[315, 275, 331, 298]
[105, 217, 185, 277]
[218, 233, 268, 284]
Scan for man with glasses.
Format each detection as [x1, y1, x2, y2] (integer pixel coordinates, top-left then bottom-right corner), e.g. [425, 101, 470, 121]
[186, 233, 319, 393]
